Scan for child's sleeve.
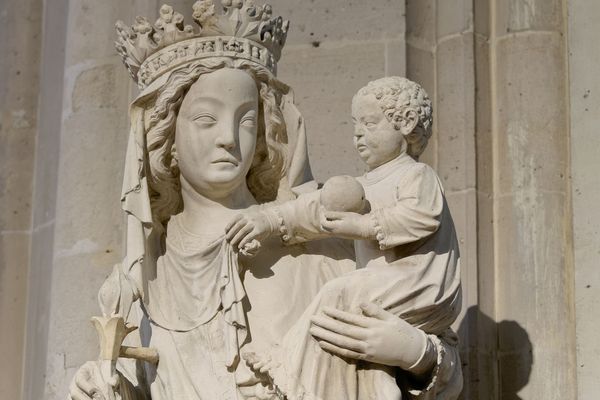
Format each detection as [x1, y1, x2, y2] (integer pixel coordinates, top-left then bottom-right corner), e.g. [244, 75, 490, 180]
[370, 163, 444, 250]
[271, 190, 330, 245]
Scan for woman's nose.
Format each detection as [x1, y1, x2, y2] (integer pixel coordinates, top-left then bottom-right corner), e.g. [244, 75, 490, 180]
[215, 124, 237, 150]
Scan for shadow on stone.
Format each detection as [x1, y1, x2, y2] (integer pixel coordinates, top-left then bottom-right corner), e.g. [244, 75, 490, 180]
[457, 306, 533, 400]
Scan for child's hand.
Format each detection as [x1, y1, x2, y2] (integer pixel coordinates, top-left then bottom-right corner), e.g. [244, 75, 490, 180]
[225, 211, 276, 252]
[320, 211, 376, 240]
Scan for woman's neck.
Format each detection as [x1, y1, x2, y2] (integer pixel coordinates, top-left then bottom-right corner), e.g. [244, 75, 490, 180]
[178, 177, 257, 236]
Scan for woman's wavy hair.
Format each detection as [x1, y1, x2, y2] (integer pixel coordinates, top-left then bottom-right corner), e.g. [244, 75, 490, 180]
[144, 58, 289, 231]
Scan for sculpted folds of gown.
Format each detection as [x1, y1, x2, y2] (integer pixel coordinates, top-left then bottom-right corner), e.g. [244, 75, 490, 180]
[67, 2, 464, 400]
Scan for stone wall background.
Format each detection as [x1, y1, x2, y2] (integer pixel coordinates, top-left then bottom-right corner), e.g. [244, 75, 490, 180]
[0, 1, 598, 399]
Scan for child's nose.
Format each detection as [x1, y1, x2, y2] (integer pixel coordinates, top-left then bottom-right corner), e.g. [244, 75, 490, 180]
[354, 125, 366, 137]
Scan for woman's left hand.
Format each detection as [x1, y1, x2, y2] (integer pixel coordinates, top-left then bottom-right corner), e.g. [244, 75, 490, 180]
[310, 302, 434, 374]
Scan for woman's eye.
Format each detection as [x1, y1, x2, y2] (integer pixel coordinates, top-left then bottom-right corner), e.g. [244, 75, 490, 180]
[240, 112, 257, 127]
[365, 122, 377, 128]
[240, 118, 256, 127]
[193, 114, 216, 124]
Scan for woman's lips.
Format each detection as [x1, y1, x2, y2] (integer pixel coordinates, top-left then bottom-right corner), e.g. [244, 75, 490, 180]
[212, 157, 239, 166]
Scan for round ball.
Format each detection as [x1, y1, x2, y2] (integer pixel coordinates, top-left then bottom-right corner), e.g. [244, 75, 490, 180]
[320, 175, 365, 213]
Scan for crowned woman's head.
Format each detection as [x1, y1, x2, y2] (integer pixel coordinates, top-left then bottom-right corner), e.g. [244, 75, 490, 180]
[116, 1, 295, 232]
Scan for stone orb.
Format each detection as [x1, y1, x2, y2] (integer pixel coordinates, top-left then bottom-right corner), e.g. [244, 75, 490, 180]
[320, 175, 366, 213]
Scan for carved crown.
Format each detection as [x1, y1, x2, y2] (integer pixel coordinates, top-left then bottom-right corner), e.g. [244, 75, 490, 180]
[115, 0, 289, 89]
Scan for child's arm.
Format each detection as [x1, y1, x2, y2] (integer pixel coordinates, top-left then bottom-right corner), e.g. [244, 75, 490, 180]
[320, 163, 444, 249]
[225, 190, 332, 252]
[371, 163, 444, 250]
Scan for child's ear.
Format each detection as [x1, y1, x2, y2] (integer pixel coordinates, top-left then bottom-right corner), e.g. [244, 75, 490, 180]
[398, 107, 419, 136]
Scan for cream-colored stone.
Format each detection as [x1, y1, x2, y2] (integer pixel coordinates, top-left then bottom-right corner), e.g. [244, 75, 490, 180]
[495, 0, 563, 36]
[61, 4, 465, 398]
[0, 232, 30, 400]
[72, 64, 120, 112]
[0, 0, 41, 231]
[568, 0, 600, 397]
[436, 0, 472, 39]
[406, 44, 435, 101]
[52, 111, 127, 251]
[66, 0, 135, 65]
[406, 44, 436, 169]
[495, 32, 567, 197]
[46, 253, 118, 371]
[23, 223, 55, 400]
[445, 189, 477, 334]
[406, 0, 436, 47]
[474, 0, 490, 36]
[320, 175, 365, 213]
[474, 34, 492, 196]
[0, 123, 35, 230]
[385, 39, 406, 77]
[270, 0, 405, 46]
[279, 42, 386, 181]
[21, 2, 69, 400]
[445, 190, 477, 297]
[436, 33, 476, 193]
[495, 191, 574, 399]
[0, 1, 42, 400]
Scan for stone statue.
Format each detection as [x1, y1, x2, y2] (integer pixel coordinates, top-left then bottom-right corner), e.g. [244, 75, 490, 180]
[233, 77, 462, 400]
[67, 2, 463, 400]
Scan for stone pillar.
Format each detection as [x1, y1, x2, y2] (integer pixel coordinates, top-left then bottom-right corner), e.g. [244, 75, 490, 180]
[567, 0, 600, 398]
[0, 1, 42, 399]
[488, 0, 576, 398]
[407, 1, 577, 399]
[405, 1, 481, 398]
[36, 1, 150, 398]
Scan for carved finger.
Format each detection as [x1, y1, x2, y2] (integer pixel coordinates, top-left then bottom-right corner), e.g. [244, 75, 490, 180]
[317, 340, 367, 361]
[319, 212, 329, 230]
[225, 214, 244, 232]
[69, 384, 92, 400]
[230, 224, 254, 248]
[324, 211, 346, 221]
[310, 314, 367, 340]
[320, 219, 340, 232]
[254, 357, 269, 369]
[74, 371, 97, 396]
[238, 228, 259, 249]
[359, 302, 395, 321]
[309, 326, 367, 353]
[242, 352, 259, 366]
[321, 306, 371, 327]
[225, 218, 248, 241]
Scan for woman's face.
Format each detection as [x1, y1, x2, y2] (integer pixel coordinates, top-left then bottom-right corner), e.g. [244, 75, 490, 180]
[175, 68, 259, 198]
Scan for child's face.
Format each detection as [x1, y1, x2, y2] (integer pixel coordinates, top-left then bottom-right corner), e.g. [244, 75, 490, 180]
[351, 94, 405, 170]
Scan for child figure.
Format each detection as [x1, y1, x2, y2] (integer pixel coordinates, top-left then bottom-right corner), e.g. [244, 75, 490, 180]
[226, 77, 462, 400]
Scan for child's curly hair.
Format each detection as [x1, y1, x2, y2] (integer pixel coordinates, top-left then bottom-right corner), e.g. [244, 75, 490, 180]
[353, 77, 433, 158]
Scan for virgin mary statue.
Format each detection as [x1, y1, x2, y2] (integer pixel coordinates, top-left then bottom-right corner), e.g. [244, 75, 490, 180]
[68, 1, 463, 400]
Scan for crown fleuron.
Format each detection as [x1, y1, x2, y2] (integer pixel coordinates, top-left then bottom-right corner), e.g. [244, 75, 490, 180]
[115, 0, 289, 89]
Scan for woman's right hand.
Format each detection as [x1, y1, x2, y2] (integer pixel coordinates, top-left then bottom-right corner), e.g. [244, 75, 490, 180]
[225, 211, 278, 252]
[68, 361, 119, 400]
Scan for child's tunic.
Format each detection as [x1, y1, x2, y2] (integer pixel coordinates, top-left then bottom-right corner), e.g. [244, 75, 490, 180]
[265, 153, 462, 400]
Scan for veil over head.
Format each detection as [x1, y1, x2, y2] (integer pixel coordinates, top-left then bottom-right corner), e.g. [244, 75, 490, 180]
[102, 66, 315, 320]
